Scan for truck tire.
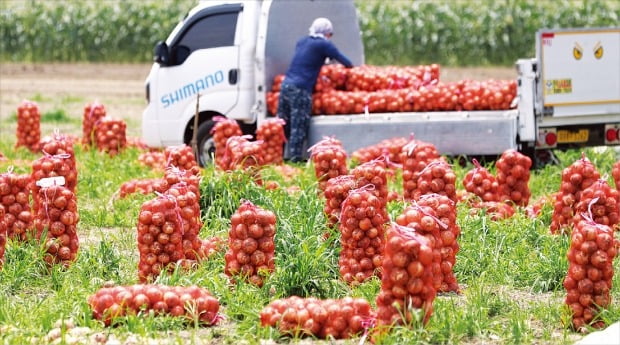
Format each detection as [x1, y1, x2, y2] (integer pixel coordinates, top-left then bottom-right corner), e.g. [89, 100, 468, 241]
[196, 119, 216, 167]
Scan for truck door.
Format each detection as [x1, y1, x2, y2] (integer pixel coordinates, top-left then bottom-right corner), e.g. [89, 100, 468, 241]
[152, 4, 242, 144]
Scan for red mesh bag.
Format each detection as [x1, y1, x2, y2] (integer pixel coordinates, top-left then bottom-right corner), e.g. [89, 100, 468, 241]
[259, 296, 375, 339]
[224, 136, 265, 184]
[309, 138, 348, 192]
[0, 205, 6, 268]
[495, 149, 532, 206]
[323, 174, 357, 228]
[118, 178, 166, 198]
[338, 186, 387, 286]
[550, 154, 600, 234]
[82, 102, 106, 146]
[15, 100, 41, 152]
[375, 222, 437, 336]
[224, 200, 276, 287]
[526, 193, 556, 219]
[256, 118, 286, 165]
[266, 91, 279, 116]
[136, 193, 185, 282]
[94, 117, 127, 156]
[164, 166, 200, 197]
[164, 145, 200, 176]
[88, 284, 221, 327]
[228, 138, 265, 169]
[564, 202, 619, 331]
[126, 137, 149, 150]
[33, 184, 79, 267]
[165, 182, 205, 261]
[572, 178, 619, 231]
[351, 158, 389, 207]
[40, 130, 78, 191]
[469, 201, 516, 221]
[0, 170, 34, 241]
[411, 160, 457, 202]
[351, 137, 408, 166]
[138, 151, 166, 171]
[462, 158, 499, 202]
[612, 161, 620, 191]
[211, 117, 242, 170]
[31, 152, 77, 215]
[393, 203, 443, 293]
[400, 138, 441, 201]
[415, 194, 460, 293]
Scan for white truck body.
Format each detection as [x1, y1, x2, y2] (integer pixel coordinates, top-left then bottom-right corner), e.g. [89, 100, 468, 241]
[141, 0, 620, 165]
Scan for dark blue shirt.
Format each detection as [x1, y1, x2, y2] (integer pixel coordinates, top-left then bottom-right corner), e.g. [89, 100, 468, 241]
[283, 36, 353, 92]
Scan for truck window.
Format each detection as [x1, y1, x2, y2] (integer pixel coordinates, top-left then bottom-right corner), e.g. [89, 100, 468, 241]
[171, 11, 239, 65]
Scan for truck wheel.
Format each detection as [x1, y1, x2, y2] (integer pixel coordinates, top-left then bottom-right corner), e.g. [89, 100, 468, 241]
[196, 119, 216, 167]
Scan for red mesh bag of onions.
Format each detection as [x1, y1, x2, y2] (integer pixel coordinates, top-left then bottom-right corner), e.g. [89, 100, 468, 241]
[393, 202, 443, 294]
[0, 168, 34, 241]
[308, 138, 348, 193]
[211, 116, 242, 170]
[374, 222, 437, 340]
[351, 157, 390, 208]
[164, 145, 200, 176]
[323, 174, 357, 229]
[414, 193, 461, 293]
[338, 185, 388, 286]
[15, 100, 41, 152]
[88, 283, 221, 327]
[400, 138, 441, 201]
[613, 161, 620, 191]
[256, 118, 286, 165]
[550, 154, 600, 234]
[462, 158, 499, 202]
[33, 182, 79, 267]
[224, 200, 276, 287]
[165, 182, 205, 261]
[31, 151, 77, 215]
[136, 193, 185, 282]
[0, 205, 6, 268]
[564, 199, 619, 331]
[40, 130, 78, 191]
[118, 178, 166, 199]
[410, 159, 457, 203]
[571, 177, 619, 230]
[495, 149, 532, 206]
[82, 102, 106, 147]
[94, 117, 127, 156]
[259, 296, 375, 340]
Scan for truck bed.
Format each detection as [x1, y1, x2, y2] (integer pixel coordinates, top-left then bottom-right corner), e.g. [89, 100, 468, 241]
[307, 110, 519, 156]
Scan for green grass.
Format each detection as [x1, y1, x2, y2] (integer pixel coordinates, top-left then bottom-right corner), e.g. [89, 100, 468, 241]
[0, 132, 619, 344]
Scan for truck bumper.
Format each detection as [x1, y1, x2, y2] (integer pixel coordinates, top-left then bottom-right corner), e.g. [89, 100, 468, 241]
[308, 110, 519, 156]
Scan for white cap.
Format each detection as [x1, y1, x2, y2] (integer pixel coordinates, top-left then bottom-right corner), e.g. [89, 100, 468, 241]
[309, 17, 333, 38]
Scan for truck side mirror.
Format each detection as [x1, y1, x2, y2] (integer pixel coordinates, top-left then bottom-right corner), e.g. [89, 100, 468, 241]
[154, 41, 169, 66]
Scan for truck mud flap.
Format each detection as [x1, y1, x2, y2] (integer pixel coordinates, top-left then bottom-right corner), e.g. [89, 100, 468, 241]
[307, 110, 519, 156]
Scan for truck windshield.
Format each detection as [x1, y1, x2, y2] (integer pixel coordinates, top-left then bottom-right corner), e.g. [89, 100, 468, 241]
[171, 11, 239, 65]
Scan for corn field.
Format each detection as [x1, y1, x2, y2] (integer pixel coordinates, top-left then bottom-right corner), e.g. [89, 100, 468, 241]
[0, 0, 619, 65]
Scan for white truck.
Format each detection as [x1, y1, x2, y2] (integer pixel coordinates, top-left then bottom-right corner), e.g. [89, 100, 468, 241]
[141, 0, 620, 166]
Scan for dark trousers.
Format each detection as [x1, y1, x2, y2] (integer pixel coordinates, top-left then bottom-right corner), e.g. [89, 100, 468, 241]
[276, 83, 312, 160]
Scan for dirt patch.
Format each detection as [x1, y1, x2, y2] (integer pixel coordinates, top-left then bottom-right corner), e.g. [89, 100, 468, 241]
[0, 63, 151, 138]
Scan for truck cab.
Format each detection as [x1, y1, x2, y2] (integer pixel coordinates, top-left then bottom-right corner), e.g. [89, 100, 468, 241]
[142, 0, 364, 165]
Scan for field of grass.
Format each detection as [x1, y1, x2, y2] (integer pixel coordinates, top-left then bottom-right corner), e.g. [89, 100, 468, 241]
[0, 121, 619, 345]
